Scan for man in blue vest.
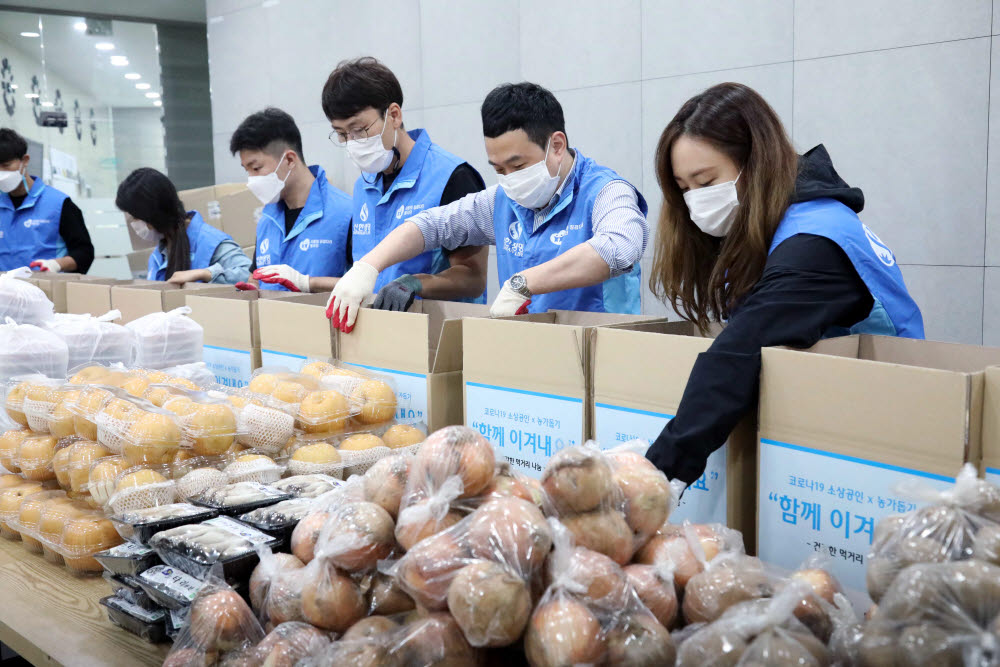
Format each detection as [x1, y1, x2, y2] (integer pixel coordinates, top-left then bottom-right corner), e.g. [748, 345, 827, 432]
[321, 57, 487, 314]
[230, 108, 351, 292]
[0, 128, 94, 273]
[326, 82, 649, 332]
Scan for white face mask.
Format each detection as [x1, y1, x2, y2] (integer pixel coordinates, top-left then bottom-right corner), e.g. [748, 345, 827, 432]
[247, 153, 292, 205]
[683, 171, 742, 237]
[346, 113, 396, 174]
[130, 219, 162, 242]
[497, 139, 560, 210]
[0, 162, 25, 194]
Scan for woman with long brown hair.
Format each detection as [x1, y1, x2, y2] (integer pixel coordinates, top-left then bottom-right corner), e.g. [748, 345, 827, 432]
[644, 83, 923, 486]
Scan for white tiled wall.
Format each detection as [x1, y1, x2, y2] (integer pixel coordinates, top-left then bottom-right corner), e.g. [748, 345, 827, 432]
[206, 0, 999, 345]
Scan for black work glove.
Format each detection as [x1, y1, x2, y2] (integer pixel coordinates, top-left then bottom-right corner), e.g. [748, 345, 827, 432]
[372, 274, 422, 312]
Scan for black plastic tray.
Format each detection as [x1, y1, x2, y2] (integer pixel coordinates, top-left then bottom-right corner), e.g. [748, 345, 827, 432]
[134, 565, 206, 611]
[94, 543, 161, 577]
[191, 492, 292, 518]
[104, 572, 161, 613]
[149, 517, 282, 582]
[111, 504, 218, 545]
[100, 596, 168, 644]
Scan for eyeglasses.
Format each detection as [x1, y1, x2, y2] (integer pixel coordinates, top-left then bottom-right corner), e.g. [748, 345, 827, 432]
[328, 116, 382, 147]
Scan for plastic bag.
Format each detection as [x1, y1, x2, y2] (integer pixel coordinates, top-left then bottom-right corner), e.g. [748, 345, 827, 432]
[867, 463, 1000, 603]
[311, 499, 396, 574]
[249, 621, 329, 665]
[0, 267, 53, 326]
[248, 546, 309, 630]
[162, 566, 265, 666]
[605, 441, 678, 552]
[681, 551, 775, 625]
[0, 318, 68, 380]
[854, 559, 1000, 666]
[46, 310, 135, 370]
[126, 306, 203, 370]
[634, 520, 745, 592]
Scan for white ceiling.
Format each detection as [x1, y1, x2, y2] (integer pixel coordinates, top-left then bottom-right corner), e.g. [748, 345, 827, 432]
[0, 1, 205, 24]
[0, 10, 163, 109]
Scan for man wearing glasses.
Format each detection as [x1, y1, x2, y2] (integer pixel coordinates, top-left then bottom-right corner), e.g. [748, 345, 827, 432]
[323, 57, 488, 312]
[230, 107, 353, 292]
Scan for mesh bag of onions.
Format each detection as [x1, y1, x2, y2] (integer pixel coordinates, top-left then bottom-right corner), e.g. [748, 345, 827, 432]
[523, 519, 676, 666]
[866, 463, 1000, 605]
[162, 565, 265, 667]
[843, 559, 1000, 666]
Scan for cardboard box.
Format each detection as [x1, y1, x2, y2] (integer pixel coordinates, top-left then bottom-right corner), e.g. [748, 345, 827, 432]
[65, 279, 134, 316]
[462, 311, 658, 478]
[591, 322, 757, 541]
[27, 273, 83, 313]
[982, 367, 1000, 485]
[257, 293, 336, 372]
[126, 248, 153, 279]
[111, 283, 234, 324]
[335, 301, 509, 432]
[215, 185, 261, 248]
[757, 335, 1000, 607]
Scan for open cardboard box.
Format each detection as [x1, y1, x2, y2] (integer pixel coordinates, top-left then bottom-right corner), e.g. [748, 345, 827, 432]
[110, 282, 234, 324]
[982, 367, 1000, 485]
[65, 279, 144, 316]
[257, 293, 336, 372]
[336, 300, 503, 431]
[757, 335, 1000, 607]
[590, 321, 757, 543]
[26, 272, 93, 313]
[462, 310, 661, 478]
[187, 290, 309, 388]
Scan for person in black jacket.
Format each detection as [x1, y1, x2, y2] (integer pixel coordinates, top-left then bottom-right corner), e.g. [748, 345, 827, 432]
[644, 83, 923, 486]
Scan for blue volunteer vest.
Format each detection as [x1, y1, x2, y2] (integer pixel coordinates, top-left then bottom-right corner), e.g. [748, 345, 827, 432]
[147, 211, 232, 281]
[352, 129, 485, 303]
[255, 165, 352, 291]
[493, 151, 646, 314]
[769, 198, 924, 338]
[0, 176, 68, 271]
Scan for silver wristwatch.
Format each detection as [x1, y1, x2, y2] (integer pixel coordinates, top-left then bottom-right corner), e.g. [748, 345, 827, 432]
[509, 273, 532, 297]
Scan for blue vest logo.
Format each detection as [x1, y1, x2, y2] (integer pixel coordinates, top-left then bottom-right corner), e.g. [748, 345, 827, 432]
[359, 203, 369, 222]
[862, 224, 895, 267]
[508, 220, 522, 241]
[550, 229, 568, 245]
[299, 237, 311, 252]
[395, 204, 405, 219]
[259, 238, 270, 254]
[22, 218, 52, 228]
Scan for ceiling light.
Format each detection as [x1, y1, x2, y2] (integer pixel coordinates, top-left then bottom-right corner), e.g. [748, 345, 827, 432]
[9, 84, 17, 90]
[145, 92, 160, 99]
[73, 21, 87, 32]
[24, 93, 38, 99]
[153, 100, 162, 107]
[20, 32, 40, 38]
[40, 101, 53, 107]
[124, 72, 141, 80]
[110, 56, 129, 66]
[135, 82, 150, 90]
[95, 42, 114, 51]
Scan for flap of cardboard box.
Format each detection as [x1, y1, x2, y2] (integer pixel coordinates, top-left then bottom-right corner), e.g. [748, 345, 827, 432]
[760, 346, 973, 477]
[187, 292, 260, 350]
[257, 293, 334, 363]
[548, 310, 657, 327]
[339, 306, 432, 374]
[983, 367, 1000, 472]
[65, 280, 129, 316]
[859, 335, 1000, 373]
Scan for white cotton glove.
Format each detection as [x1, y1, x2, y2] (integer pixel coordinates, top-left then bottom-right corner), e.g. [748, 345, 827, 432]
[252, 264, 310, 293]
[30, 259, 61, 273]
[326, 261, 379, 333]
[490, 279, 532, 317]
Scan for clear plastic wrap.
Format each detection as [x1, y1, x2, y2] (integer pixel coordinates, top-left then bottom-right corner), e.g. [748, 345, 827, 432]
[105, 464, 177, 516]
[239, 496, 316, 542]
[190, 481, 291, 516]
[7, 376, 65, 434]
[126, 306, 204, 370]
[271, 473, 342, 499]
[247, 546, 310, 630]
[297, 554, 367, 633]
[104, 571, 161, 612]
[866, 463, 1000, 604]
[634, 520, 745, 592]
[46, 310, 136, 370]
[56, 508, 124, 574]
[162, 568, 265, 666]
[101, 595, 168, 643]
[148, 515, 281, 580]
[36, 496, 93, 563]
[0, 267, 54, 326]
[0, 428, 29, 471]
[309, 499, 396, 574]
[84, 454, 131, 507]
[249, 621, 329, 665]
[855, 559, 1000, 666]
[94, 541, 161, 577]
[110, 501, 215, 545]
[62, 439, 112, 498]
[605, 442, 678, 553]
[16, 432, 61, 481]
[10, 488, 68, 552]
[0, 318, 68, 380]
[222, 453, 284, 485]
[0, 481, 46, 538]
[681, 552, 775, 625]
[158, 387, 243, 457]
[136, 563, 208, 610]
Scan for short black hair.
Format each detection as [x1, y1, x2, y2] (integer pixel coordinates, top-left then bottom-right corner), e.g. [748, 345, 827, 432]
[0, 128, 28, 164]
[229, 107, 304, 160]
[322, 57, 403, 121]
[481, 82, 566, 149]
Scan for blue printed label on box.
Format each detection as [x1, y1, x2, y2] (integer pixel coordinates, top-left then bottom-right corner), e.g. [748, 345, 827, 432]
[343, 362, 427, 423]
[986, 467, 1000, 487]
[758, 438, 954, 605]
[593, 403, 726, 526]
[466, 382, 583, 478]
[260, 349, 307, 372]
[202, 345, 253, 389]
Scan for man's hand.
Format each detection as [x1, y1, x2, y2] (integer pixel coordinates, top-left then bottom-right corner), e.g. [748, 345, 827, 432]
[373, 274, 422, 312]
[167, 268, 211, 285]
[30, 259, 61, 273]
[490, 279, 532, 317]
[325, 262, 379, 333]
[253, 265, 311, 293]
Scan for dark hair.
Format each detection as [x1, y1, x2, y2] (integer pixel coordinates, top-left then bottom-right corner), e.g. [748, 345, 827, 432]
[651, 83, 798, 333]
[481, 82, 567, 148]
[0, 128, 28, 164]
[115, 168, 191, 278]
[321, 57, 404, 121]
[229, 107, 304, 160]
